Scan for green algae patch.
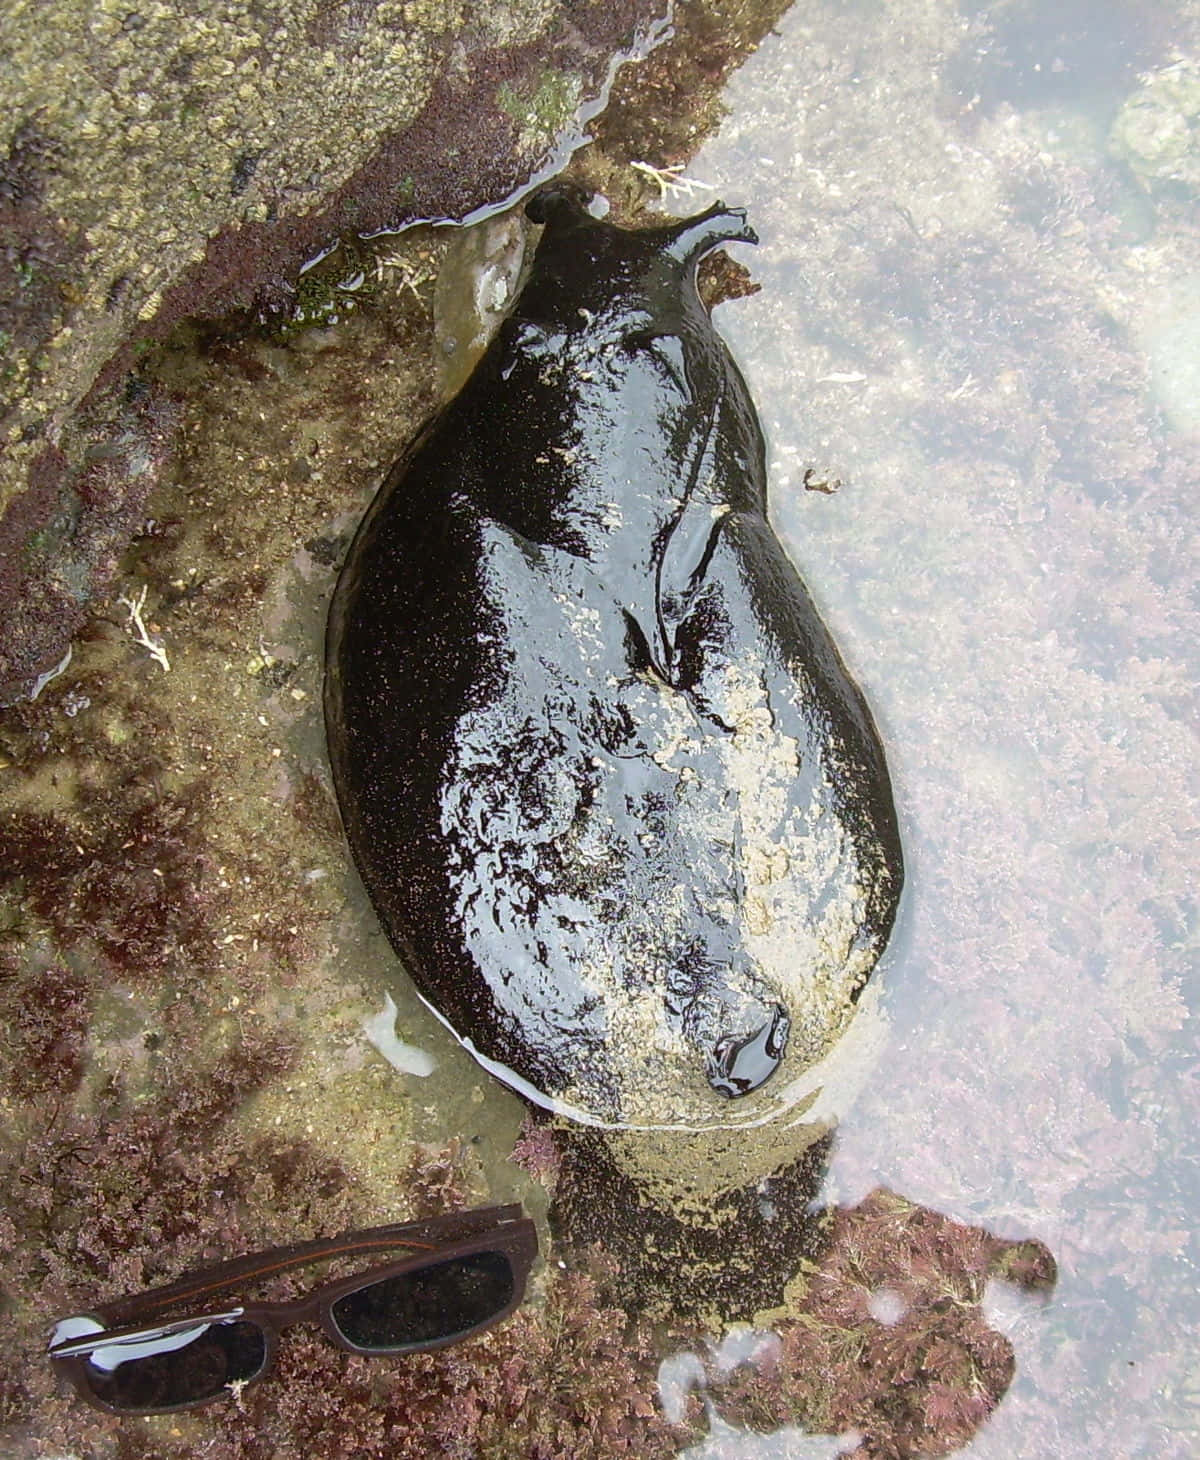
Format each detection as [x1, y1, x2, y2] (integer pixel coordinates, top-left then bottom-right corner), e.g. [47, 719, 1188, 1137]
[499, 66, 586, 154]
[1111, 58, 1200, 191]
[269, 242, 380, 339]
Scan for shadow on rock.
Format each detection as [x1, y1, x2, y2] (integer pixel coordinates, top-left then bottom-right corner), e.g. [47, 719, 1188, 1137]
[540, 1119, 1057, 1458]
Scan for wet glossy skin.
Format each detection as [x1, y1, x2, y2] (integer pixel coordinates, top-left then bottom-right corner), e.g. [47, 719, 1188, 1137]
[325, 188, 903, 1128]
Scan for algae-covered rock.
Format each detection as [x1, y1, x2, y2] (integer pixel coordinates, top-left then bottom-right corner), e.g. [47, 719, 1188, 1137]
[0, 0, 667, 699]
[1110, 57, 1200, 190]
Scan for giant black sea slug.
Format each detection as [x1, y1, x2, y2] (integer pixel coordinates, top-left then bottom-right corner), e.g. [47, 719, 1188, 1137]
[325, 186, 903, 1131]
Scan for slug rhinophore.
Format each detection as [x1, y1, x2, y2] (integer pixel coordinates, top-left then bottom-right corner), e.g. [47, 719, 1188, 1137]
[325, 186, 903, 1130]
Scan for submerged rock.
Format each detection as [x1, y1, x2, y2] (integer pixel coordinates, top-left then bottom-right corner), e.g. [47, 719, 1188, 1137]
[325, 188, 903, 1137]
[1110, 57, 1200, 191]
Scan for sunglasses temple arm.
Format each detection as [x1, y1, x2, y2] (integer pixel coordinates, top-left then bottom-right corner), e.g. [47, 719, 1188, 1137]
[95, 1204, 527, 1325]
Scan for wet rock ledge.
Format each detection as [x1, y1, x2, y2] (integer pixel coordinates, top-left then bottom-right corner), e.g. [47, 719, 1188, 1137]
[0, 0, 666, 700]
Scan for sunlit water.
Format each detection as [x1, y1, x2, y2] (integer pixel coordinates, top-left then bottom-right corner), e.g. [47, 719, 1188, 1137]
[650, 2, 1197, 1456]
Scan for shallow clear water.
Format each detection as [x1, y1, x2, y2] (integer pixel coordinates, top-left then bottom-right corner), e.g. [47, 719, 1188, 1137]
[652, 2, 1198, 1454]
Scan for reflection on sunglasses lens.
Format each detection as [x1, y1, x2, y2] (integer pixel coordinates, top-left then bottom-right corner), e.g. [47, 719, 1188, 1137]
[85, 1319, 267, 1411]
[331, 1251, 515, 1350]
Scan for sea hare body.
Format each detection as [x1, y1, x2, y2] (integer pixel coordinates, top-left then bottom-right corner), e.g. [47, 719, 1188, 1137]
[325, 189, 903, 1129]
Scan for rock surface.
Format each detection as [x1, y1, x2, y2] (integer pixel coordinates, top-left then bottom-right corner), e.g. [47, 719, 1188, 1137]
[0, 0, 666, 699]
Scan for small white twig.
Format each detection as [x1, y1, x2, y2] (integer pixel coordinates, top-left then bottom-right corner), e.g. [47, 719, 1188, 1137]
[373, 251, 434, 296]
[630, 160, 716, 201]
[225, 1376, 252, 1411]
[117, 584, 170, 672]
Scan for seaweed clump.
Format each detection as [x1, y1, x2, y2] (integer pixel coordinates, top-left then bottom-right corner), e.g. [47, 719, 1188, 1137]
[710, 1190, 1056, 1457]
[1, 772, 221, 983]
[0, 1025, 321, 1449]
[0, 958, 90, 1099]
[215, 1265, 689, 1460]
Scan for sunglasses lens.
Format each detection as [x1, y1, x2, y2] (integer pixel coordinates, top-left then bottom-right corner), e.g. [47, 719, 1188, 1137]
[76, 1318, 267, 1412]
[331, 1250, 516, 1352]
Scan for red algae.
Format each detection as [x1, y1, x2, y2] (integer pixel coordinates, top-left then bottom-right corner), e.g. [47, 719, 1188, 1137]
[710, 1191, 1056, 1457]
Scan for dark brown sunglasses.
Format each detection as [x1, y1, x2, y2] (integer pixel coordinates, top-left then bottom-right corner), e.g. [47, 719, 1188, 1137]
[47, 1204, 537, 1415]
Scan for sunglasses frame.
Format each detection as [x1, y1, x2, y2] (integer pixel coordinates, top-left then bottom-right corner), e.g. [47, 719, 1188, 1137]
[48, 1203, 538, 1416]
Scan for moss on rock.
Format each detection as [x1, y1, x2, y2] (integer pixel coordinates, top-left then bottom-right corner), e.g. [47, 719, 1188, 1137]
[0, 0, 669, 698]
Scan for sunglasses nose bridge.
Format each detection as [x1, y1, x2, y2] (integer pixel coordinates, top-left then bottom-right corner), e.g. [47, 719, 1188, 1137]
[242, 1295, 328, 1367]
[246, 1291, 356, 1359]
